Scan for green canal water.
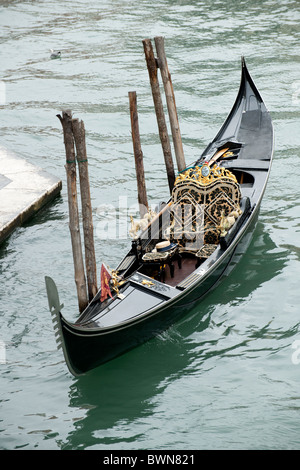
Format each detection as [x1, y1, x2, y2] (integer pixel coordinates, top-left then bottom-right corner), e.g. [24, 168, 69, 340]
[0, 0, 300, 450]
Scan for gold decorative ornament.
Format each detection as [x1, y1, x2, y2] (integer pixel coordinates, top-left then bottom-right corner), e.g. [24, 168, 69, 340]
[129, 209, 157, 239]
[174, 164, 238, 187]
[217, 207, 242, 237]
[110, 269, 125, 297]
[141, 279, 155, 287]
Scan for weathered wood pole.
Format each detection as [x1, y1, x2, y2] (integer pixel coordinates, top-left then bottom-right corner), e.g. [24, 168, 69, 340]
[56, 110, 88, 313]
[72, 118, 98, 302]
[128, 91, 148, 218]
[154, 36, 186, 173]
[142, 38, 175, 194]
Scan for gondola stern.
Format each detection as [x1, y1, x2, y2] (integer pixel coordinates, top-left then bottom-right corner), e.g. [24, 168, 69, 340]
[45, 276, 84, 377]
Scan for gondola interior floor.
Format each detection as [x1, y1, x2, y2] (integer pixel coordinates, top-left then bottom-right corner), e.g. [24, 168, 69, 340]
[159, 255, 197, 288]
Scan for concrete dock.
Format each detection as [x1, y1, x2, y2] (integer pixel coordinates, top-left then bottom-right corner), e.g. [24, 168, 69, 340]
[0, 146, 62, 244]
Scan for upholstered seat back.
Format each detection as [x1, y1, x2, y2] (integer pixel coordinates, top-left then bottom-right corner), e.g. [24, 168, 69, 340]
[167, 164, 241, 250]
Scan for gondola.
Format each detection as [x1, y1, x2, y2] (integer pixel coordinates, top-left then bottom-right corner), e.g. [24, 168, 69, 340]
[45, 58, 274, 376]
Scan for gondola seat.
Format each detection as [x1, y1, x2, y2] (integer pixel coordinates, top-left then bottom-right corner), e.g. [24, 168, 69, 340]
[141, 244, 181, 282]
[165, 164, 242, 252]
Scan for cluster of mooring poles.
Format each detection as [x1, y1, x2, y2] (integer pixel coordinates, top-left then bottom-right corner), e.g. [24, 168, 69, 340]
[57, 111, 97, 313]
[130, 36, 186, 218]
[58, 37, 185, 313]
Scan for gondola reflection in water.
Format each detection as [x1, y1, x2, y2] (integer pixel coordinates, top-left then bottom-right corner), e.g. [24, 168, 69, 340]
[45, 57, 273, 376]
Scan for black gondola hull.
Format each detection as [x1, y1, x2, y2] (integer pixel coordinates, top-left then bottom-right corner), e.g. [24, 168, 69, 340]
[58, 208, 259, 376]
[47, 57, 273, 376]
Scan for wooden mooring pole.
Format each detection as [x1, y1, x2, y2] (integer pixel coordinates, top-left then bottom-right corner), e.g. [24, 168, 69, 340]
[128, 91, 148, 218]
[154, 36, 186, 173]
[57, 110, 88, 313]
[142, 38, 175, 194]
[72, 118, 98, 302]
